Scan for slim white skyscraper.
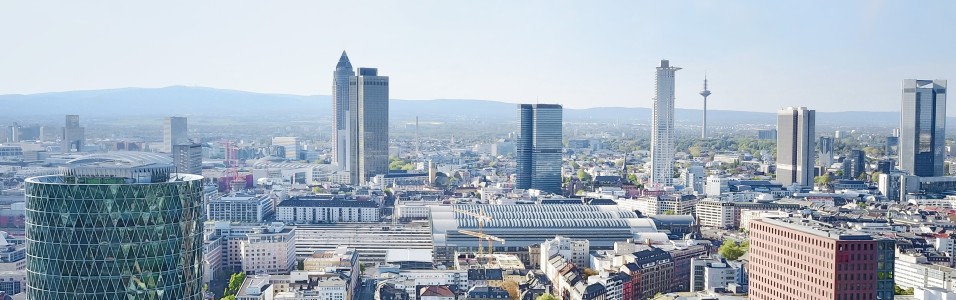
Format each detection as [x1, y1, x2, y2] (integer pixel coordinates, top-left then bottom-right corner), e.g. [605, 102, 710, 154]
[650, 60, 680, 187]
[163, 116, 188, 153]
[776, 107, 815, 187]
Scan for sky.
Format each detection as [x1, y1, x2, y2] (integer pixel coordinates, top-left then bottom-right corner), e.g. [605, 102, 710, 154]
[1, 1, 954, 113]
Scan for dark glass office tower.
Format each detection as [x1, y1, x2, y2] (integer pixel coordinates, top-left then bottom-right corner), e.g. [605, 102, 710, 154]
[516, 104, 563, 194]
[900, 79, 947, 177]
[25, 152, 204, 300]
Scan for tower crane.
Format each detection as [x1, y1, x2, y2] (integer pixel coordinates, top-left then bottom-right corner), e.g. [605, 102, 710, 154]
[454, 208, 505, 267]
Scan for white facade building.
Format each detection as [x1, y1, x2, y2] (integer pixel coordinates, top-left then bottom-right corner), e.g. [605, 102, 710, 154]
[540, 236, 591, 269]
[695, 199, 736, 229]
[241, 223, 297, 275]
[275, 199, 379, 223]
[896, 253, 956, 291]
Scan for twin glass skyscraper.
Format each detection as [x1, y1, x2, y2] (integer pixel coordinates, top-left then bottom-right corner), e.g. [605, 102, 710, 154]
[900, 79, 947, 177]
[332, 51, 389, 184]
[516, 104, 563, 194]
[25, 152, 204, 299]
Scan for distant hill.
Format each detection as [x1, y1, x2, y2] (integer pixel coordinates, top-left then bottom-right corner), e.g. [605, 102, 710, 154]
[0, 86, 908, 126]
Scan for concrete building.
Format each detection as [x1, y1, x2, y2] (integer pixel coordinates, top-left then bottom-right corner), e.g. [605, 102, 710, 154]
[705, 175, 730, 197]
[682, 166, 706, 194]
[163, 116, 188, 153]
[275, 198, 379, 223]
[236, 275, 275, 300]
[650, 60, 681, 188]
[757, 129, 777, 140]
[748, 217, 895, 300]
[273, 137, 301, 160]
[302, 246, 360, 300]
[540, 236, 590, 269]
[896, 253, 956, 291]
[689, 257, 742, 293]
[241, 223, 297, 275]
[695, 199, 735, 229]
[900, 79, 947, 177]
[776, 107, 815, 187]
[173, 143, 203, 175]
[516, 104, 563, 194]
[295, 224, 432, 263]
[207, 194, 274, 223]
[61, 114, 84, 152]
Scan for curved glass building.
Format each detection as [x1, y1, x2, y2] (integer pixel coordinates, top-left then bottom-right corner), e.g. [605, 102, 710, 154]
[24, 152, 204, 300]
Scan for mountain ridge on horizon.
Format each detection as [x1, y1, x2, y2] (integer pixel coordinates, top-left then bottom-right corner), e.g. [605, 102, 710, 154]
[0, 86, 905, 126]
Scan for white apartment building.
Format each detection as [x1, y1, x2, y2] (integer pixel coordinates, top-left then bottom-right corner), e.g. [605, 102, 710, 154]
[241, 223, 297, 275]
[207, 194, 274, 223]
[896, 253, 956, 291]
[276, 198, 379, 223]
[540, 236, 590, 269]
[695, 199, 735, 229]
[705, 175, 730, 197]
[690, 257, 740, 292]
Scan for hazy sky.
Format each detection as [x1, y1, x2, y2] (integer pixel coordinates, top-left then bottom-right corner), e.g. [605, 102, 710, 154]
[1, 1, 954, 113]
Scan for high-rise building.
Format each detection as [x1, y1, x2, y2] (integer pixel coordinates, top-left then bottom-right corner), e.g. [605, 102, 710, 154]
[24, 152, 204, 299]
[748, 217, 895, 300]
[61, 114, 84, 153]
[173, 143, 203, 175]
[332, 52, 390, 184]
[776, 107, 815, 187]
[846, 149, 866, 179]
[650, 60, 680, 187]
[332, 51, 354, 170]
[348, 67, 389, 183]
[756, 129, 777, 140]
[900, 79, 947, 177]
[272, 137, 300, 160]
[885, 136, 899, 156]
[516, 104, 563, 194]
[163, 116, 188, 153]
[819, 136, 834, 170]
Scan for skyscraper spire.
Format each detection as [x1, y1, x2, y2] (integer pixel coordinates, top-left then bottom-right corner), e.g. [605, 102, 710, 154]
[699, 74, 712, 139]
[336, 50, 352, 70]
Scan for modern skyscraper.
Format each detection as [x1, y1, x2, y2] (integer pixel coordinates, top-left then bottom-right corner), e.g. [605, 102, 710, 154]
[332, 51, 354, 170]
[516, 104, 563, 194]
[819, 136, 834, 170]
[846, 149, 866, 179]
[349, 67, 389, 183]
[650, 60, 680, 187]
[61, 114, 84, 153]
[900, 79, 947, 177]
[163, 116, 188, 153]
[748, 217, 895, 300]
[330, 52, 390, 184]
[24, 152, 204, 299]
[699, 75, 711, 139]
[776, 107, 815, 187]
[173, 143, 203, 175]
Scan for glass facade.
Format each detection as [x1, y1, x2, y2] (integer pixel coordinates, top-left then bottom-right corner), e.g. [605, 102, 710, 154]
[900, 79, 946, 177]
[516, 104, 563, 194]
[25, 174, 204, 300]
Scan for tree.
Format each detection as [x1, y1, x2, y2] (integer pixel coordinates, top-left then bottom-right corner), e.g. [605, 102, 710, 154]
[536, 294, 559, 300]
[719, 241, 748, 261]
[582, 268, 599, 280]
[221, 296, 237, 300]
[894, 284, 914, 295]
[501, 280, 520, 300]
[223, 272, 246, 297]
[577, 169, 592, 182]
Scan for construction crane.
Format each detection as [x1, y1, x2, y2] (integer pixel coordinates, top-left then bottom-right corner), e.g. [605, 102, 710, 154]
[455, 208, 505, 267]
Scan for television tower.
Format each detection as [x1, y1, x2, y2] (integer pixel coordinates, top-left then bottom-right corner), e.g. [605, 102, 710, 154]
[699, 75, 712, 139]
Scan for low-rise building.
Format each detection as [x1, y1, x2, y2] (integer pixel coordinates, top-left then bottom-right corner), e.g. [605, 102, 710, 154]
[695, 199, 735, 229]
[207, 194, 274, 223]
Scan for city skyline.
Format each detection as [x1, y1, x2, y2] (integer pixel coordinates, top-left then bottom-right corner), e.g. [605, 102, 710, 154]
[1, 1, 955, 114]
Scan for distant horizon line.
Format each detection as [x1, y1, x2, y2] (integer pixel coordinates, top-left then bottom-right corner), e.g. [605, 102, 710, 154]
[0, 85, 909, 115]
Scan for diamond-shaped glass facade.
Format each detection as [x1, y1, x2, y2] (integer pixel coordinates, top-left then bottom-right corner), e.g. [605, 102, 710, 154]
[25, 174, 204, 300]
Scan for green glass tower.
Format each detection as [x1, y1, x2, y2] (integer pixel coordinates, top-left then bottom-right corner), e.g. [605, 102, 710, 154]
[25, 152, 204, 299]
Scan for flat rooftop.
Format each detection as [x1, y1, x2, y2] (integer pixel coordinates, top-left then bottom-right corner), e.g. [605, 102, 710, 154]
[758, 217, 873, 240]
